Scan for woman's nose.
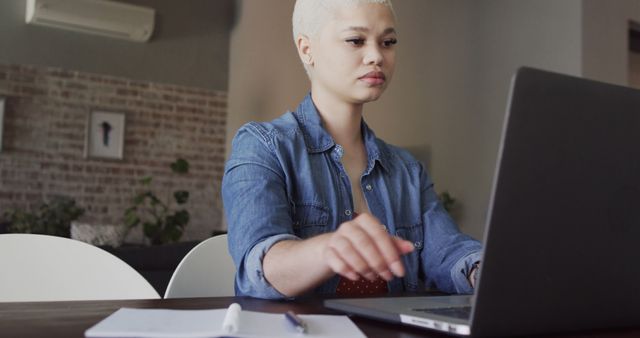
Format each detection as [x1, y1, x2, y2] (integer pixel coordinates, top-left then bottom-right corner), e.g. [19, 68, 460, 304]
[363, 45, 384, 66]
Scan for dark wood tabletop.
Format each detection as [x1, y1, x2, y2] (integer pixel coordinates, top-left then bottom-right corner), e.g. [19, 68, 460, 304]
[1, 296, 639, 338]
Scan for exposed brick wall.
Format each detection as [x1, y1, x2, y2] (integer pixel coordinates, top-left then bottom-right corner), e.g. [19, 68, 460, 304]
[0, 62, 226, 241]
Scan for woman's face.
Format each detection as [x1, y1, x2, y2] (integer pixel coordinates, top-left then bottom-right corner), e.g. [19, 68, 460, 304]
[310, 3, 397, 105]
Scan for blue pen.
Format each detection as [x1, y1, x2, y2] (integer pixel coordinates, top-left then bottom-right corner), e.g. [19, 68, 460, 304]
[285, 310, 307, 334]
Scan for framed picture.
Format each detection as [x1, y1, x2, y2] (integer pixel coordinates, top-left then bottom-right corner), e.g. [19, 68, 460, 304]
[85, 110, 126, 160]
[0, 97, 4, 152]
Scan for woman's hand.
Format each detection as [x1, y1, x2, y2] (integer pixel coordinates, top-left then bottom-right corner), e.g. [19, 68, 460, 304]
[262, 213, 414, 296]
[323, 213, 415, 281]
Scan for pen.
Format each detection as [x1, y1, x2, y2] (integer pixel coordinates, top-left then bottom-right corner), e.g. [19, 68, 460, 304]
[285, 310, 307, 334]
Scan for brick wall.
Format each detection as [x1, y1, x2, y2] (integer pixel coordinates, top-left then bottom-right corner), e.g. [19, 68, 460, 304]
[0, 62, 226, 241]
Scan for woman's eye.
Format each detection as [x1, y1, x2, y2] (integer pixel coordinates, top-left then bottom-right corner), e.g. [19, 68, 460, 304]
[346, 38, 365, 46]
[382, 38, 398, 47]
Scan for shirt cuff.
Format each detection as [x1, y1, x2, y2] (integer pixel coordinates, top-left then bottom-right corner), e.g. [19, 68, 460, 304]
[451, 251, 483, 294]
[244, 233, 300, 299]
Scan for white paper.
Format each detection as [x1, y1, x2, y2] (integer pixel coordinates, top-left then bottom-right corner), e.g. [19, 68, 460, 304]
[85, 307, 366, 338]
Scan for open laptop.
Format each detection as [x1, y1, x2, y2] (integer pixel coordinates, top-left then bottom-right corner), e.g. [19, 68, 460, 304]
[325, 67, 640, 336]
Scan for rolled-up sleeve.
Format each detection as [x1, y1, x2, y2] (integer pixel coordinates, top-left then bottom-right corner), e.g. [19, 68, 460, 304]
[418, 164, 483, 294]
[450, 251, 483, 294]
[222, 124, 298, 299]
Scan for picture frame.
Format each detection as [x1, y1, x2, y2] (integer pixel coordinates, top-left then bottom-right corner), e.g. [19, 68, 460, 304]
[85, 110, 126, 160]
[0, 97, 4, 152]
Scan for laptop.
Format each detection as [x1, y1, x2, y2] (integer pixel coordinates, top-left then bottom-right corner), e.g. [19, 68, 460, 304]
[325, 67, 640, 336]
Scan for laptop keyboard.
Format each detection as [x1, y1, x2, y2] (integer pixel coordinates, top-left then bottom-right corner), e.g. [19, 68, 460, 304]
[413, 306, 472, 320]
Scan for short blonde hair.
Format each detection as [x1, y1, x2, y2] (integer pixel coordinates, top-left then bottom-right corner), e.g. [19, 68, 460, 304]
[292, 0, 395, 75]
[292, 0, 395, 41]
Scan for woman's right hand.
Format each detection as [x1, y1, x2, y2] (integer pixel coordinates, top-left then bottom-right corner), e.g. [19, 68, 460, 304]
[323, 213, 415, 282]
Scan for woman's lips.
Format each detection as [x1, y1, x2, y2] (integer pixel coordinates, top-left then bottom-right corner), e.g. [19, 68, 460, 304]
[359, 71, 386, 85]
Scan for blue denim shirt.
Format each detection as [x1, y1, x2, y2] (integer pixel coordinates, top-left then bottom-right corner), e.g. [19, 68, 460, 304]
[222, 94, 483, 299]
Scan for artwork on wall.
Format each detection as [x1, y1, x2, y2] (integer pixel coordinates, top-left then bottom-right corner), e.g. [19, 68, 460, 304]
[0, 97, 4, 152]
[85, 110, 126, 160]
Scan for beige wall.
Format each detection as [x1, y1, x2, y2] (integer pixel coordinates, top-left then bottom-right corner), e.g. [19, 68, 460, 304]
[228, 0, 639, 240]
[227, 0, 305, 157]
[582, 0, 640, 85]
[631, 52, 640, 88]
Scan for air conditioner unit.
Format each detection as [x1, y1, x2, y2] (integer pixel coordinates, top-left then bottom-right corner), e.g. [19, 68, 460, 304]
[26, 0, 155, 42]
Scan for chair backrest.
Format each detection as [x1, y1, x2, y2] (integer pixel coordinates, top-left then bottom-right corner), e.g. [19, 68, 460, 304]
[0, 234, 160, 302]
[164, 234, 235, 298]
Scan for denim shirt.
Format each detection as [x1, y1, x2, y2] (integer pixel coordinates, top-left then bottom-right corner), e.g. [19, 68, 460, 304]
[222, 94, 483, 299]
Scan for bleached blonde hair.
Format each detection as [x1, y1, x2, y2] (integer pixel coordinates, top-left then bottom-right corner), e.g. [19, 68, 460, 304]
[292, 0, 395, 75]
[292, 0, 395, 42]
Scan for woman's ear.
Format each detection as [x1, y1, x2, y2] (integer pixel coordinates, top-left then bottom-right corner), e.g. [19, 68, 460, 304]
[296, 34, 313, 66]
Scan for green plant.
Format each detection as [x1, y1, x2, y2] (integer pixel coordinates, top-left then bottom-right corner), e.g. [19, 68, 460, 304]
[124, 158, 190, 245]
[438, 191, 456, 213]
[4, 196, 84, 237]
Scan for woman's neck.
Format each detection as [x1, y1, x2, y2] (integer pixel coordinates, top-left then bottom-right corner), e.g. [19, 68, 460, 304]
[311, 90, 364, 149]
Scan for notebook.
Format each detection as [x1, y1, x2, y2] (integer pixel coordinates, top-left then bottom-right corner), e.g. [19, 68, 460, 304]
[85, 303, 366, 338]
[325, 67, 640, 336]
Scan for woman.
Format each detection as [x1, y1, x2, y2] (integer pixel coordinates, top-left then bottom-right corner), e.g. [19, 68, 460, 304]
[222, 0, 482, 299]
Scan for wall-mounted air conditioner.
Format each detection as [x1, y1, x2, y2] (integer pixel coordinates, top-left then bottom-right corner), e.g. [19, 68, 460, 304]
[25, 0, 155, 43]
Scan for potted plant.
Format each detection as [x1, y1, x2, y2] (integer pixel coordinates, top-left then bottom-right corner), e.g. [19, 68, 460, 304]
[123, 158, 191, 245]
[3, 195, 84, 237]
[439, 191, 461, 222]
[110, 158, 199, 295]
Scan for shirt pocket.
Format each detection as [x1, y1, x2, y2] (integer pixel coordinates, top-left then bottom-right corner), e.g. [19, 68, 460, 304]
[291, 202, 330, 238]
[394, 223, 424, 291]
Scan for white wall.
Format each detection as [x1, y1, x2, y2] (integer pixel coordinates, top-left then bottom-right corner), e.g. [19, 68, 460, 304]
[228, 0, 638, 240]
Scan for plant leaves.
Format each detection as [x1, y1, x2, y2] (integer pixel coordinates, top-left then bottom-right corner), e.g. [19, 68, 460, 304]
[438, 191, 456, 213]
[124, 159, 192, 245]
[174, 191, 189, 204]
[5, 196, 84, 237]
[143, 221, 159, 238]
[168, 226, 183, 241]
[123, 210, 140, 228]
[173, 210, 190, 227]
[133, 193, 146, 205]
[170, 158, 189, 174]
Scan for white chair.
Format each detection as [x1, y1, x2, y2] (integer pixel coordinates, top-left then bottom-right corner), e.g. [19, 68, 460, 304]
[0, 234, 160, 302]
[164, 234, 236, 298]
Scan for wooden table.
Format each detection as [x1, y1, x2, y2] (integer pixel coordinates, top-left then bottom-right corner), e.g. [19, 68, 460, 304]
[1, 296, 639, 337]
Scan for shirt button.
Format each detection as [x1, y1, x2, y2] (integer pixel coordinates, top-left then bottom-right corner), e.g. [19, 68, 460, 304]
[345, 209, 352, 216]
[414, 241, 422, 248]
[365, 184, 373, 191]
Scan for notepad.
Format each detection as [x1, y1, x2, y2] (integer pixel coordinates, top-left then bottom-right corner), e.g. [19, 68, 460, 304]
[84, 304, 366, 338]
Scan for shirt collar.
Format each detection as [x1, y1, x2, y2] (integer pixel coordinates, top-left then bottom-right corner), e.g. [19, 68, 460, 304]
[294, 93, 390, 173]
[362, 120, 390, 174]
[293, 93, 335, 153]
